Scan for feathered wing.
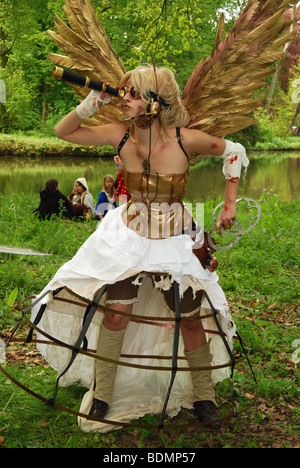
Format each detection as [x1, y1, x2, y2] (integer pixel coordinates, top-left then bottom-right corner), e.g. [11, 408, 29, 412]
[48, 0, 297, 132]
[48, 0, 126, 125]
[183, 0, 298, 148]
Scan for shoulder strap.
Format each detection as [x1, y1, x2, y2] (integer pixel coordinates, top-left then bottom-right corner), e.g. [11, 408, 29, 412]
[118, 129, 130, 155]
[118, 127, 189, 161]
[176, 127, 189, 162]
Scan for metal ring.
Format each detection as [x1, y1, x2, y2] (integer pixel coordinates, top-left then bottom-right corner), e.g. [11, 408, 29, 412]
[0, 361, 258, 430]
[212, 198, 261, 236]
[1, 292, 258, 432]
[208, 220, 243, 251]
[235, 198, 262, 234]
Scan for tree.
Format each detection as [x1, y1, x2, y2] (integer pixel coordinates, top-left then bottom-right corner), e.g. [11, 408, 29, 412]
[3, 0, 233, 131]
[93, 0, 226, 85]
[263, 60, 300, 137]
[289, 61, 300, 129]
[264, 4, 298, 113]
[279, 6, 300, 92]
[0, 0, 78, 132]
[0, 0, 286, 133]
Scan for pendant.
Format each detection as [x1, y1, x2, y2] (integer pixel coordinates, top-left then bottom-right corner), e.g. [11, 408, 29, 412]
[142, 159, 149, 172]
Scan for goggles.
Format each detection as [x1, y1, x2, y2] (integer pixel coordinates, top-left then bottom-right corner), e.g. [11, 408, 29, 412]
[123, 87, 170, 110]
[123, 86, 141, 100]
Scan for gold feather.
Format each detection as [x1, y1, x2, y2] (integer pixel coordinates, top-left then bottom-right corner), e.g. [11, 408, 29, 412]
[212, 13, 225, 54]
[48, 0, 298, 134]
[48, 0, 125, 125]
[183, 0, 298, 149]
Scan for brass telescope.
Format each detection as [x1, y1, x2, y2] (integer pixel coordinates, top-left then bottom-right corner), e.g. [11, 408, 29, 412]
[52, 66, 125, 98]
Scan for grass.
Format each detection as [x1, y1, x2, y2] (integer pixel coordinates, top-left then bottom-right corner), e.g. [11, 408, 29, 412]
[0, 133, 299, 158]
[0, 191, 299, 448]
[0, 133, 115, 158]
[254, 136, 300, 151]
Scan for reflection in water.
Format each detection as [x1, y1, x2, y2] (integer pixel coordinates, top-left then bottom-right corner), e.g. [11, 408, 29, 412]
[187, 152, 300, 201]
[0, 157, 117, 200]
[0, 151, 299, 201]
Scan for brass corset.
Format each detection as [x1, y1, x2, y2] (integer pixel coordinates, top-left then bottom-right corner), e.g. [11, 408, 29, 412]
[122, 169, 189, 204]
[121, 169, 193, 239]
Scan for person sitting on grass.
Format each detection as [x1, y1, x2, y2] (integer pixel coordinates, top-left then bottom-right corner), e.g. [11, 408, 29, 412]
[96, 174, 118, 221]
[68, 177, 96, 218]
[34, 179, 73, 220]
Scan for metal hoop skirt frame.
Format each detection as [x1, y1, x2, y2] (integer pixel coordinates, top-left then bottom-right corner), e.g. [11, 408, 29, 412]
[1, 286, 258, 431]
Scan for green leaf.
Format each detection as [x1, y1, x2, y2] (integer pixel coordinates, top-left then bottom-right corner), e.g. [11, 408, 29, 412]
[5, 287, 18, 308]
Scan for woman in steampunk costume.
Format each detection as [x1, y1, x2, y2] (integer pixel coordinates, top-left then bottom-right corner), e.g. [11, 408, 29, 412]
[30, 0, 297, 432]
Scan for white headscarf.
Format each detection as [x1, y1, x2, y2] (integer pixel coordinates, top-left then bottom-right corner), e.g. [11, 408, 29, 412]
[75, 178, 95, 213]
[75, 177, 89, 192]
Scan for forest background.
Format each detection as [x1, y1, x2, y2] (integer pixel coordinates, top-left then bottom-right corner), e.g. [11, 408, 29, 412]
[0, 0, 299, 149]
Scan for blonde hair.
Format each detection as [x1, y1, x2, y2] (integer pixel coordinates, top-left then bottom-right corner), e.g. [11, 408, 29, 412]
[119, 65, 189, 129]
[103, 174, 115, 197]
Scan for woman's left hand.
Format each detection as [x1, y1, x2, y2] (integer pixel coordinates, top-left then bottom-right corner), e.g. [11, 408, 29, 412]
[207, 256, 218, 272]
[216, 200, 236, 235]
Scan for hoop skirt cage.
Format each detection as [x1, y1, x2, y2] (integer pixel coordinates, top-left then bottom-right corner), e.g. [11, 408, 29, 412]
[2, 204, 257, 432]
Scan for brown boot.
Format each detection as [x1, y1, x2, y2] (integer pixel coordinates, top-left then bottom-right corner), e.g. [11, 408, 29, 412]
[89, 398, 109, 419]
[193, 400, 220, 430]
[185, 341, 220, 428]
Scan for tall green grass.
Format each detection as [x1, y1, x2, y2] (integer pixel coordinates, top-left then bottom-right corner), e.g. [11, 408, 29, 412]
[0, 191, 299, 448]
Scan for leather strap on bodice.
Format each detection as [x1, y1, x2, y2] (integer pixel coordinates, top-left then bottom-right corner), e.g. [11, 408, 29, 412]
[118, 128, 191, 239]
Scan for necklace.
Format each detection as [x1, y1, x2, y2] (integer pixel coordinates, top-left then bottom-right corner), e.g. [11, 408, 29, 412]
[134, 129, 161, 173]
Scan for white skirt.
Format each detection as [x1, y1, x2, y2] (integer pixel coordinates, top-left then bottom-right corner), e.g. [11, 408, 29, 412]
[31, 205, 236, 433]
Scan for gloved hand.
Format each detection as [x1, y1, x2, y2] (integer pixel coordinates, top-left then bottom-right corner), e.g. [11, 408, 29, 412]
[76, 90, 111, 120]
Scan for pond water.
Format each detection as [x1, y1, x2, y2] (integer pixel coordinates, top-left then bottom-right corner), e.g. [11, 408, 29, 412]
[0, 150, 299, 202]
